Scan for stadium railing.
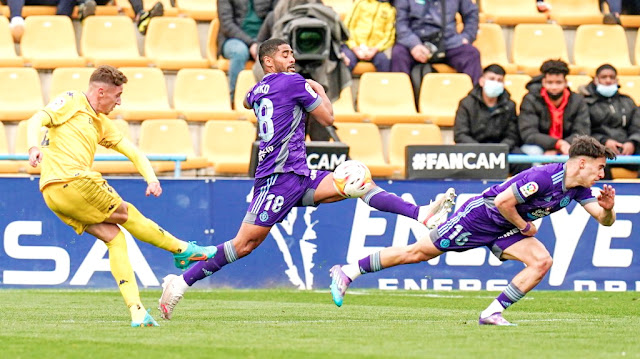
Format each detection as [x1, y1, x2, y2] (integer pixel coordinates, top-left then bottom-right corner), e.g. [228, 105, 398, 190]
[508, 154, 640, 164]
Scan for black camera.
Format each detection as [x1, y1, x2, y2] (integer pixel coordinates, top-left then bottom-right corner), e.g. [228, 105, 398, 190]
[287, 18, 331, 62]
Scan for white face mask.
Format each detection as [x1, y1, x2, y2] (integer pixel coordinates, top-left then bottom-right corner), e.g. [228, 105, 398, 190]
[483, 79, 504, 98]
[596, 83, 618, 98]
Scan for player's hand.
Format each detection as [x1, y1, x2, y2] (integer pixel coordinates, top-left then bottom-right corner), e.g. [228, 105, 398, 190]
[306, 79, 326, 94]
[28, 146, 42, 167]
[597, 184, 615, 211]
[520, 221, 538, 237]
[621, 141, 635, 156]
[146, 182, 162, 197]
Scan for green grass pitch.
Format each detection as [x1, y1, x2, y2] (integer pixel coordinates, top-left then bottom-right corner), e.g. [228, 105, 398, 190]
[0, 289, 638, 359]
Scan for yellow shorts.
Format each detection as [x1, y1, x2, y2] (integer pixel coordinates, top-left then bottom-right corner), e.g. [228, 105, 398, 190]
[42, 177, 123, 234]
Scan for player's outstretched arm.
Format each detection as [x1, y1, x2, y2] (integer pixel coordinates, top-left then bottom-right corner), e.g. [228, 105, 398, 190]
[583, 184, 616, 226]
[26, 111, 50, 167]
[306, 79, 334, 127]
[112, 138, 162, 197]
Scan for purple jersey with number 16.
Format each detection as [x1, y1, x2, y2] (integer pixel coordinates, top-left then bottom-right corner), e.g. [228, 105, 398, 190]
[246, 72, 322, 179]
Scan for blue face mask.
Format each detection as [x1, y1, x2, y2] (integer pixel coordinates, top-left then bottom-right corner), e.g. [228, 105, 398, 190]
[596, 83, 618, 98]
[483, 80, 504, 98]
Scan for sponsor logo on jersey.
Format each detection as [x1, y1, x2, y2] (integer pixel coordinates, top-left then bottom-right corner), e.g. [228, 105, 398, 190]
[520, 182, 539, 197]
[305, 82, 318, 98]
[440, 239, 450, 248]
[259, 211, 269, 222]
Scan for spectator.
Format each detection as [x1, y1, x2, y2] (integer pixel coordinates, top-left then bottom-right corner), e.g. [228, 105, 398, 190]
[519, 59, 591, 156]
[340, 0, 395, 73]
[391, 0, 482, 84]
[77, 0, 164, 35]
[454, 64, 529, 174]
[218, 0, 277, 100]
[580, 64, 640, 178]
[1, 0, 76, 42]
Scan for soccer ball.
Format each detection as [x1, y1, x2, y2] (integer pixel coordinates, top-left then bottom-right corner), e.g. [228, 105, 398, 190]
[332, 160, 374, 198]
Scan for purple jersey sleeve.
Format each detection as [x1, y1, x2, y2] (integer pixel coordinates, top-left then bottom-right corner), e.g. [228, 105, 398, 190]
[287, 74, 322, 112]
[510, 170, 553, 204]
[575, 186, 597, 205]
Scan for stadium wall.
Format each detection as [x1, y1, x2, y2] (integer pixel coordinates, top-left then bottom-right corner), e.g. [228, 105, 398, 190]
[0, 177, 638, 292]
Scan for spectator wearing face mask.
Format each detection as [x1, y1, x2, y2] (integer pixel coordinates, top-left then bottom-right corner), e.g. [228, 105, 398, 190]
[454, 64, 529, 174]
[580, 64, 640, 178]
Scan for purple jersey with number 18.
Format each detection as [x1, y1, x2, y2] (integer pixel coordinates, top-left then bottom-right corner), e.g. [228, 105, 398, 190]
[246, 72, 322, 179]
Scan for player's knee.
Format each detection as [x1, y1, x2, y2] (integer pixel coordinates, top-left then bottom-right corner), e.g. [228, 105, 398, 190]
[534, 255, 553, 275]
[406, 244, 430, 263]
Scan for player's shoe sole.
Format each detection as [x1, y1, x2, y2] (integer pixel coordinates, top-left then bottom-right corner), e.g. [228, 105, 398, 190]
[419, 187, 457, 229]
[173, 241, 217, 270]
[329, 265, 352, 307]
[478, 312, 516, 326]
[158, 274, 187, 320]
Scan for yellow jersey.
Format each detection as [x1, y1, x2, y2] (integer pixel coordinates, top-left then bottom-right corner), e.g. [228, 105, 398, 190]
[37, 91, 124, 189]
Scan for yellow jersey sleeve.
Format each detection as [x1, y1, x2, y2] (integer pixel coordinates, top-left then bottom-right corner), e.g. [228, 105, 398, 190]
[98, 117, 125, 150]
[42, 91, 83, 126]
[113, 138, 159, 183]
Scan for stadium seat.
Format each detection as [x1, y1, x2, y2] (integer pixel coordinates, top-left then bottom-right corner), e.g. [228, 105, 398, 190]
[113, 67, 177, 120]
[0, 121, 21, 173]
[547, 0, 603, 26]
[419, 73, 473, 127]
[201, 120, 256, 175]
[0, 68, 43, 121]
[0, 17, 24, 67]
[335, 122, 393, 177]
[480, 0, 547, 25]
[81, 16, 150, 67]
[573, 25, 639, 76]
[322, 0, 351, 20]
[473, 23, 517, 73]
[617, 76, 640, 105]
[20, 15, 86, 69]
[512, 24, 571, 76]
[15, 120, 47, 174]
[145, 17, 209, 70]
[565, 75, 593, 92]
[620, 15, 640, 28]
[357, 72, 426, 125]
[234, 69, 258, 122]
[504, 74, 532, 113]
[206, 18, 254, 72]
[174, 68, 237, 121]
[352, 62, 377, 76]
[333, 87, 365, 122]
[611, 167, 639, 179]
[138, 119, 211, 171]
[116, 0, 178, 18]
[388, 123, 442, 177]
[176, 0, 217, 20]
[48, 67, 95, 101]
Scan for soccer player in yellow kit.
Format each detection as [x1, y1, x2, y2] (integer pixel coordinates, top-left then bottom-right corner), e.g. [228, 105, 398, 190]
[26, 65, 217, 327]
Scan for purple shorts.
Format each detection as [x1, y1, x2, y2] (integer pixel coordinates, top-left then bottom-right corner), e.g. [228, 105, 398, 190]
[243, 170, 331, 227]
[428, 196, 527, 260]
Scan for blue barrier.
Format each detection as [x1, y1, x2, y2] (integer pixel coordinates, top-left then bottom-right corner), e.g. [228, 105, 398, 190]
[508, 154, 640, 164]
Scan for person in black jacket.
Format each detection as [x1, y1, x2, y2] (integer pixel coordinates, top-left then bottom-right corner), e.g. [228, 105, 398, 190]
[518, 59, 590, 156]
[580, 64, 640, 178]
[454, 64, 529, 174]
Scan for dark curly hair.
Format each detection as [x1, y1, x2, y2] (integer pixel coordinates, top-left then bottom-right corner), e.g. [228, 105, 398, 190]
[569, 135, 617, 160]
[540, 59, 569, 77]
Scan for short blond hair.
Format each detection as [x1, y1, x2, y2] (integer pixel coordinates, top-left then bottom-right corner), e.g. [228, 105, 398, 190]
[90, 65, 128, 86]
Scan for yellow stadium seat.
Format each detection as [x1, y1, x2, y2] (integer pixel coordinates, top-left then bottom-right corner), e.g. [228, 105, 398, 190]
[138, 119, 211, 171]
[15, 120, 47, 174]
[634, 30, 640, 66]
[117, 0, 178, 18]
[504, 74, 532, 113]
[565, 74, 592, 92]
[234, 69, 258, 122]
[357, 72, 426, 125]
[617, 76, 640, 105]
[0, 122, 21, 173]
[206, 18, 254, 72]
[388, 123, 442, 178]
[0, 17, 24, 67]
[20, 15, 86, 69]
[335, 123, 393, 178]
[145, 17, 209, 70]
[611, 167, 639, 179]
[49, 67, 95, 102]
[333, 87, 365, 122]
[548, 0, 603, 26]
[201, 120, 256, 175]
[512, 24, 571, 76]
[176, 0, 217, 20]
[419, 73, 473, 127]
[574, 25, 639, 76]
[81, 16, 150, 67]
[480, 0, 547, 25]
[113, 67, 177, 120]
[174, 69, 237, 121]
[474, 23, 517, 73]
[0, 68, 43, 121]
[620, 15, 640, 28]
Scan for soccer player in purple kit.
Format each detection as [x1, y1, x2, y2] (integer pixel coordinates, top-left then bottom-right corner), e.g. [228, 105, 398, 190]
[157, 38, 456, 319]
[329, 135, 617, 326]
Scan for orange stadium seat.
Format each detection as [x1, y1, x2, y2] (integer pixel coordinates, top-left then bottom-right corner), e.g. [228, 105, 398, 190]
[335, 122, 393, 178]
[618, 76, 640, 105]
[332, 87, 365, 122]
[116, 0, 178, 17]
[389, 123, 442, 178]
[174, 68, 237, 121]
[49, 67, 94, 101]
[145, 17, 209, 70]
[0, 17, 24, 67]
[201, 120, 256, 175]
[357, 72, 426, 125]
[473, 23, 517, 73]
[480, 0, 547, 25]
[15, 120, 47, 174]
[113, 67, 177, 120]
[176, 0, 217, 20]
[206, 18, 254, 72]
[138, 119, 211, 171]
[504, 74, 532, 113]
[0, 68, 43, 121]
[565, 75, 592, 92]
[20, 16, 86, 69]
[419, 73, 473, 127]
[512, 23, 571, 76]
[81, 16, 150, 68]
[234, 69, 258, 122]
[547, 0, 603, 26]
[0, 122, 21, 173]
[573, 25, 639, 76]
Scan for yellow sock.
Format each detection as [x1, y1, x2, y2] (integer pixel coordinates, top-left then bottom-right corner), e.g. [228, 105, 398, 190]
[105, 230, 141, 309]
[129, 303, 147, 323]
[122, 203, 188, 253]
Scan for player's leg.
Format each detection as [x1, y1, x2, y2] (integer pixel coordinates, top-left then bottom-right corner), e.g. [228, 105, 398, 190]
[479, 236, 552, 326]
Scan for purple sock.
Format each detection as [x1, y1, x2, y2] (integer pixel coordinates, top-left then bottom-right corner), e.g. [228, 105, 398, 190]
[358, 251, 383, 274]
[496, 283, 525, 309]
[183, 241, 236, 286]
[362, 187, 419, 220]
